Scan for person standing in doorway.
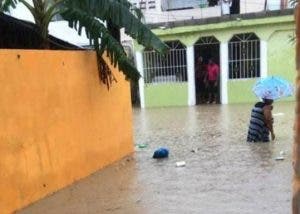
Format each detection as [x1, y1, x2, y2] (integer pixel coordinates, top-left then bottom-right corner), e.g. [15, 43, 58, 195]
[195, 56, 207, 104]
[206, 59, 220, 104]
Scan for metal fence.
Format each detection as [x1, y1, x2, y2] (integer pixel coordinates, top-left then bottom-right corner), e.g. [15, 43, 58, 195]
[143, 41, 187, 84]
[228, 33, 260, 79]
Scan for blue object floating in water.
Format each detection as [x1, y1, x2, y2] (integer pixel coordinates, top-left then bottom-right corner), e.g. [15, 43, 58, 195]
[153, 147, 169, 159]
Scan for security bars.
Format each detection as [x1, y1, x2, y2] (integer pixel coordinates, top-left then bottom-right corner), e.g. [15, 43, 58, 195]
[143, 40, 187, 84]
[228, 33, 260, 79]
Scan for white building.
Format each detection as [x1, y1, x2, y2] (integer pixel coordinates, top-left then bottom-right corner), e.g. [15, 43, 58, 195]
[122, 0, 293, 48]
[127, 0, 293, 24]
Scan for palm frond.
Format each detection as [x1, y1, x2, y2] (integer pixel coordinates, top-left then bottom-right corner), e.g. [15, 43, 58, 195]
[0, 0, 18, 12]
[62, 7, 141, 86]
[2, 0, 164, 85]
[131, 6, 144, 21]
[44, 0, 65, 28]
[115, 0, 144, 21]
[64, 0, 168, 54]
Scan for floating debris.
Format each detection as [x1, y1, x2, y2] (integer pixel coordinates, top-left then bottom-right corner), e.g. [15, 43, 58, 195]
[176, 161, 186, 167]
[153, 147, 169, 159]
[137, 144, 148, 149]
[275, 156, 285, 161]
[191, 148, 199, 153]
[273, 113, 284, 117]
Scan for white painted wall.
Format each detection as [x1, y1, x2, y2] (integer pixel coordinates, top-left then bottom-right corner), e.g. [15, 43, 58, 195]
[220, 42, 229, 104]
[240, 0, 264, 13]
[187, 46, 196, 106]
[240, 0, 292, 14]
[143, 6, 221, 24]
[260, 40, 268, 78]
[135, 51, 145, 108]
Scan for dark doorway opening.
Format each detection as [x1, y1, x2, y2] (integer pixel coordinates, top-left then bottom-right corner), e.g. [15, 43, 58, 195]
[194, 36, 220, 105]
[230, 0, 240, 15]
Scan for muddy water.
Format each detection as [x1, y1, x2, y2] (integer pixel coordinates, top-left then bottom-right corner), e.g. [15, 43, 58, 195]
[18, 103, 294, 214]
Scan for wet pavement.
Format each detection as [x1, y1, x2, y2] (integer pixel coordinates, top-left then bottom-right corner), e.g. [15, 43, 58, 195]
[18, 102, 294, 214]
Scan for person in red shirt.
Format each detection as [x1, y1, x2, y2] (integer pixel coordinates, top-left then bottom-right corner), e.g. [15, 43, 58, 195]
[206, 59, 220, 104]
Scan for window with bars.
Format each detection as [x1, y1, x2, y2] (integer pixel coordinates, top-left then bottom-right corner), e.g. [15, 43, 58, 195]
[131, 0, 156, 10]
[143, 41, 187, 84]
[228, 33, 260, 79]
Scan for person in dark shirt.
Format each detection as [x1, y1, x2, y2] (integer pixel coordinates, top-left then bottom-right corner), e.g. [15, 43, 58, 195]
[195, 56, 207, 103]
[247, 99, 275, 142]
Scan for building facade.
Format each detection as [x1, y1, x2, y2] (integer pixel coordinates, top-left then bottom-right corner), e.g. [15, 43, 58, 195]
[134, 9, 295, 108]
[128, 0, 292, 24]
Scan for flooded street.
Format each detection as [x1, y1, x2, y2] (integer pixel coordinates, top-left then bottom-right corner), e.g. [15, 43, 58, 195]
[19, 102, 294, 214]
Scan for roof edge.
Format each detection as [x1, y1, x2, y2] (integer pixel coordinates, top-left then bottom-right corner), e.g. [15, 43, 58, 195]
[148, 9, 294, 30]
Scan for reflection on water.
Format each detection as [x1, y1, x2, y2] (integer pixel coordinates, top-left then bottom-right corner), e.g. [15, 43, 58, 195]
[19, 102, 294, 214]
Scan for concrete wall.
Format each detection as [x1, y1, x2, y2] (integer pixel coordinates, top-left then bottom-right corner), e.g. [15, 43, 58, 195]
[144, 83, 188, 107]
[0, 50, 134, 214]
[238, 0, 292, 14]
[143, 6, 221, 24]
[267, 29, 295, 102]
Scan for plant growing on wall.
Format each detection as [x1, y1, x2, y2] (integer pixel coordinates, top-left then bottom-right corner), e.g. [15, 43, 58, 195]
[0, 0, 168, 88]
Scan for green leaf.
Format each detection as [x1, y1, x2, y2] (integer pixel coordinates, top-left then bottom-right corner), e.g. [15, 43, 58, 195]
[64, 0, 168, 54]
[62, 7, 141, 82]
[0, 0, 18, 12]
[2, 0, 167, 83]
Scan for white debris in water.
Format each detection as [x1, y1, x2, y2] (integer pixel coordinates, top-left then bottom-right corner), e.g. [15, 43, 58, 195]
[275, 156, 285, 161]
[176, 161, 186, 167]
[279, 151, 285, 156]
[273, 113, 285, 117]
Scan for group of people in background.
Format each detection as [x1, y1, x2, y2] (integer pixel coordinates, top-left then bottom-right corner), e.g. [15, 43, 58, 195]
[195, 56, 220, 104]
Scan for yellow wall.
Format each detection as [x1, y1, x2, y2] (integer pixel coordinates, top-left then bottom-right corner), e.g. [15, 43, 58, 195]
[0, 50, 134, 214]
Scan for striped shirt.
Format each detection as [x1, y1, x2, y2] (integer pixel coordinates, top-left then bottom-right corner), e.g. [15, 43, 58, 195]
[247, 103, 270, 142]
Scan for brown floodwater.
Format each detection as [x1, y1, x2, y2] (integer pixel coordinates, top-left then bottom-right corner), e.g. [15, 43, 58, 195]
[18, 102, 294, 214]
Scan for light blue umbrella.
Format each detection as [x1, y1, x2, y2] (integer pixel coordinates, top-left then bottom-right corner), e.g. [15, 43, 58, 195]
[252, 76, 294, 100]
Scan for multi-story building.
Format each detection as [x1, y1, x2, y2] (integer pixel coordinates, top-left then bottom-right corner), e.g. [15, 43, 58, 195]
[132, 0, 295, 108]
[128, 0, 292, 24]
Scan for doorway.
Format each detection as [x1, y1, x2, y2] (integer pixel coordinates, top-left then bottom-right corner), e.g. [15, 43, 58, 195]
[194, 36, 220, 104]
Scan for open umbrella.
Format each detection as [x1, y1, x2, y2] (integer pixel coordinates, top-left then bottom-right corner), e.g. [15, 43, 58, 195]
[252, 76, 294, 100]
